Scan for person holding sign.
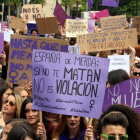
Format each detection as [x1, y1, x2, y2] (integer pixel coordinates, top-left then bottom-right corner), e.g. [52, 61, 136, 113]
[52, 115, 93, 140]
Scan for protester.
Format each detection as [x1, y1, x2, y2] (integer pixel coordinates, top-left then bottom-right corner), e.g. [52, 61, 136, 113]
[131, 62, 140, 78]
[115, 49, 124, 55]
[7, 124, 37, 140]
[127, 17, 132, 29]
[94, 104, 140, 140]
[30, 29, 38, 36]
[52, 115, 93, 140]
[99, 51, 110, 58]
[89, 52, 99, 57]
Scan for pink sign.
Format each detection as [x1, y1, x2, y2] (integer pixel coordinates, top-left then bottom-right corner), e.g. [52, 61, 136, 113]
[96, 9, 109, 21]
[0, 22, 8, 30]
[89, 11, 94, 20]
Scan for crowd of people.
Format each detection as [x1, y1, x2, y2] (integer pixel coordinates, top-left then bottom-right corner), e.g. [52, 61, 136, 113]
[0, 14, 140, 140]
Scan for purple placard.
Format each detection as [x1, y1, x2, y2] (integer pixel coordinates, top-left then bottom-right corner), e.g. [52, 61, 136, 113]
[27, 23, 40, 37]
[88, 0, 93, 10]
[54, 2, 67, 27]
[102, 0, 119, 7]
[102, 78, 140, 113]
[0, 32, 4, 54]
[67, 15, 72, 19]
[0, 22, 8, 30]
[32, 50, 110, 118]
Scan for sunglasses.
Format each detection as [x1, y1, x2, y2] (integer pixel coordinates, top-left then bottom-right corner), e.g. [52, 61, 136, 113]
[133, 72, 140, 76]
[3, 99, 15, 107]
[102, 134, 128, 140]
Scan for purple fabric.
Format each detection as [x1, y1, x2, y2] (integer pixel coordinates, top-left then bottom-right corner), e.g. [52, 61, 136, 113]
[88, 0, 93, 10]
[102, 0, 119, 7]
[59, 129, 86, 140]
[67, 15, 72, 19]
[0, 32, 4, 54]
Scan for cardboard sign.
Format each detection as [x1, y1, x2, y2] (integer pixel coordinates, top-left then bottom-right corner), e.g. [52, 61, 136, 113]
[22, 4, 43, 21]
[58, 24, 66, 35]
[68, 45, 80, 54]
[0, 32, 4, 54]
[54, 2, 67, 27]
[132, 16, 140, 34]
[102, 0, 119, 7]
[7, 35, 69, 84]
[10, 17, 26, 31]
[108, 55, 130, 75]
[27, 23, 40, 36]
[100, 15, 127, 31]
[96, 9, 109, 21]
[77, 29, 128, 52]
[66, 19, 88, 37]
[32, 50, 110, 118]
[35, 17, 59, 35]
[1, 28, 14, 42]
[102, 78, 140, 114]
[0, 22, 8, 30]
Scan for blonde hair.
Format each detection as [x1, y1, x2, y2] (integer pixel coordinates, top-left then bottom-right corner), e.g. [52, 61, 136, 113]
[13, 87, 29, 96]
[52, 115, 88, 139]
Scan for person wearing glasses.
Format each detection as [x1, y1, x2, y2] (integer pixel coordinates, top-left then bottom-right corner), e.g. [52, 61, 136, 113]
[132, 62, 140, 79]
[30, 29, 38, 37]
[100, 113, 129, 140]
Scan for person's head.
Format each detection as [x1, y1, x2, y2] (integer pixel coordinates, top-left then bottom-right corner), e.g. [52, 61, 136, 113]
[13, 87, 29, 100]
[100, 113, 129, 140]
[52, 115, 87, 139]
[54, 33, 62, 39]
[2, 118, 30, 140]
[69, 38, 77, 45]
[89, 51, 99, 57]
[115, 49, 124, 55]
[7, 124, 37, 140]
[132, 63, 140, 78]
[0, 85, 12, 111]
[107, 69, 130, 88]
[4, 43, 10, 63]
[30, 29, 38, 36]
[94, 104, 140, 140]
[20, 96, 39, 125]
[99, 51, 110, 58]
[2, 93, 24, 118]
[127, 17, 132, 24]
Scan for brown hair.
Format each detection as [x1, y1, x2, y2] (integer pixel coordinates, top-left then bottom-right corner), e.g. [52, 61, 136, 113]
[99, 50, 110, 58]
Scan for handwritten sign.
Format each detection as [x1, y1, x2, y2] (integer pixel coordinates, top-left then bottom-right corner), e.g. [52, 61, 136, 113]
[100, 15, 127, 31]
[10, 17, 26, 31]
[108, 55, 130, 75]
[131, 16, 140, 34]
[96, 9, 109, 21]
[0, 22, 8, 30]
[77, 29, 128, 52]
[54, 2, 67, 27]
[66, 19, 88, 37]
[102, 78, 140, 114]
[7, 35, 69, 84]
[0, 32, 4, 54]
[1, 28, 14, 42]
[27, 23, 40, 36]
[32, 50, 110, 118]
[102, 0, 119, 7]
[22, 4, 43, 21]
[68, 45, 80, 54]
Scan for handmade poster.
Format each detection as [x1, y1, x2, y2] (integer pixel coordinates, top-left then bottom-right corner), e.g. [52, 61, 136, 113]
[27, 23, 40, 36]
[77, 29, 129, 52]
[35, 17, 59, 35]
[22, 4, 43, 21]
[96, 9, 109, 21]
[132, 16, 140, 34]
[66, 19, 88, 37]
[0, 32, 4, 54]
[100, 15, 127, 31]
[68, 45, 80, 54]
[32, 50, 110, 118]
[54, 2, 67, 27]
[7, 35, 69, 84]
[108, 55, 130, 75]
[58, 24, 66, 35]
[102, 0, 119, 7]
[10, 17, 27, 31]
[0, 22, 8, 30]
[1, 28, 14, 42]
[102, 78, 140, 114]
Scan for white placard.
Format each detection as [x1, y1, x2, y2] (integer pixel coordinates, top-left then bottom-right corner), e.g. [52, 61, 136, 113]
[68, 45, 81, 54]
[108, 55, 130, 75]
[1, 28, 14, 42]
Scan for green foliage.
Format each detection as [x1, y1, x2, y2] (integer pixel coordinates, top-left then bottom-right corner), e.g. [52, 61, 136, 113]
[29, 0, 46, 5]
[79, 0, 86, 12]
[61, 0, 74, 6]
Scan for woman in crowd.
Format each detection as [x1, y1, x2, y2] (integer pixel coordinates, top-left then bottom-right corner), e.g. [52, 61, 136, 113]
[106, 69, 130, 88]
[88, 52, 99, 57]
[20, 96, 56, 140]
[7, 124, 37, 140]
[52, 115, 93, 140]
[13, 87, 29, 100]
[94, 104, 140, 140]
[115, 49, 124, 55]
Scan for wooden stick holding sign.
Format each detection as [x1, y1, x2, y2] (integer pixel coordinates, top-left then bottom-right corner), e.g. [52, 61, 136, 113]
[44, 14, 49, 35]
[85, 118, 93, 140]
[39, 111, 43, 140]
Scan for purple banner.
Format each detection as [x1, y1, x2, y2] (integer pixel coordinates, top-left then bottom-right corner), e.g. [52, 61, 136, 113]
[32, 50, 110, 118]
[54, 2, 67, 27]
[88, 0, 93, 11]
[0, 32, 4, 54]
[102, 78, 140, 114]
[102, 0, 119, 7]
